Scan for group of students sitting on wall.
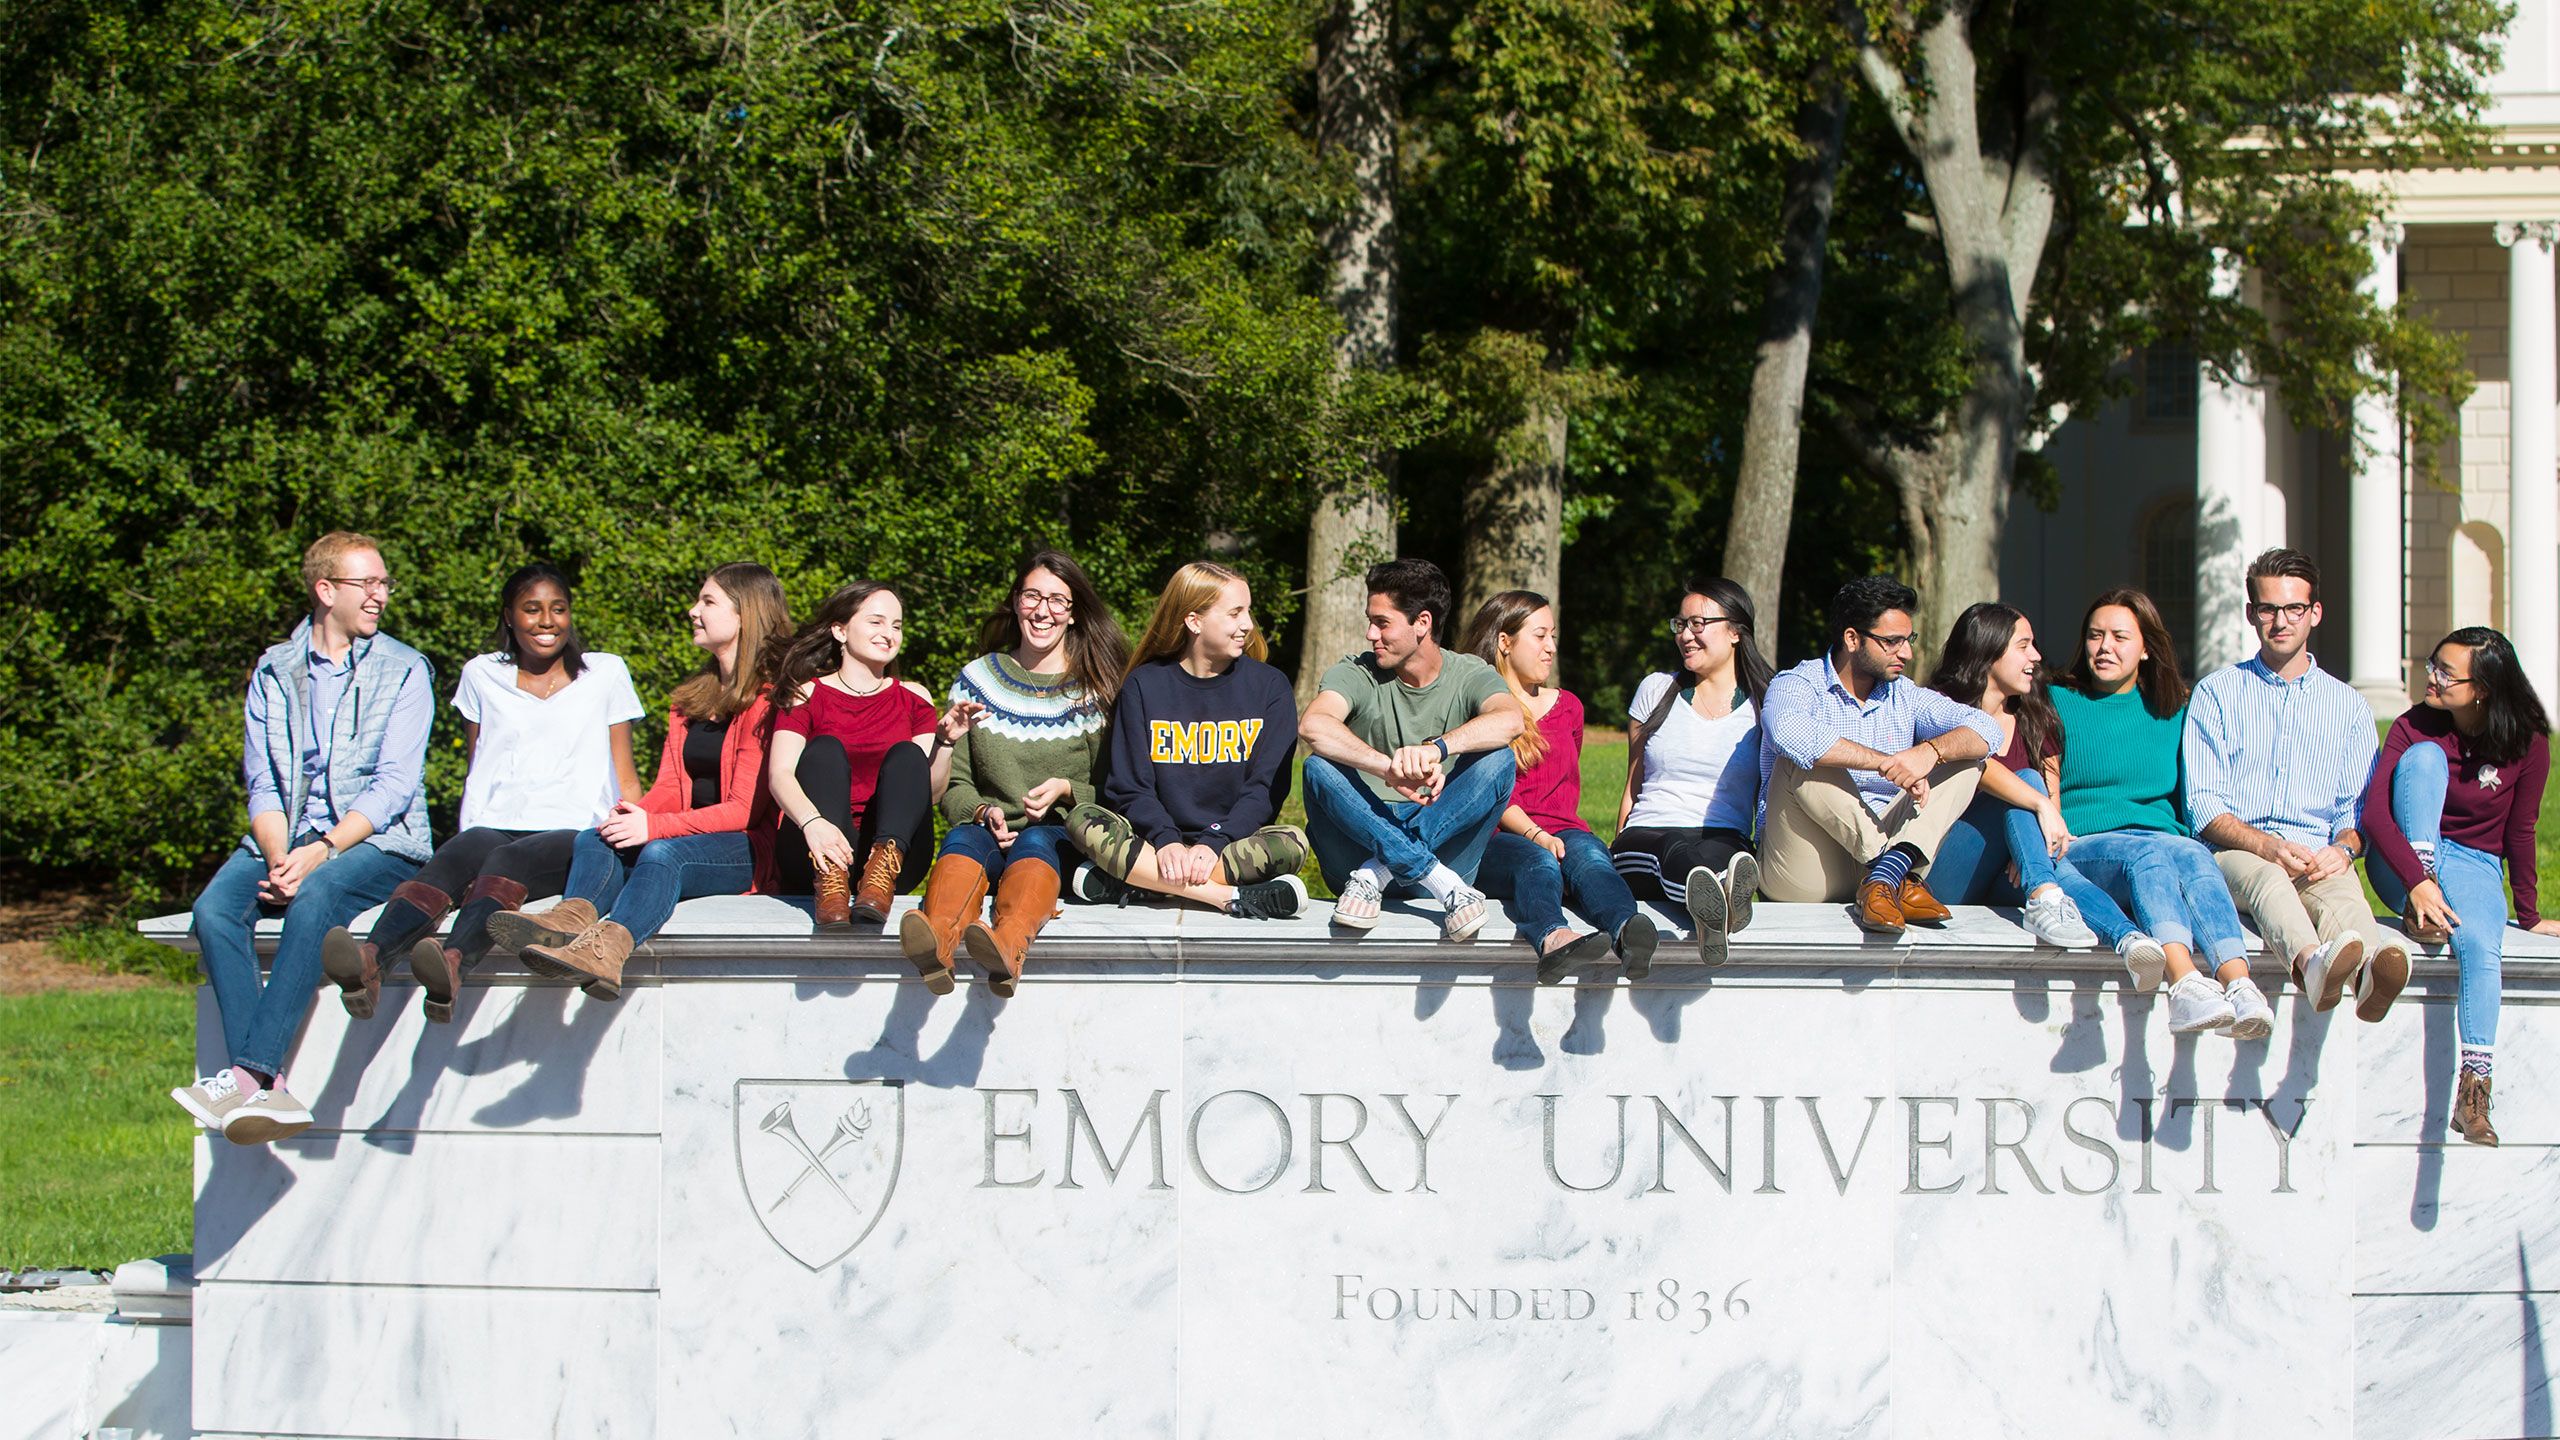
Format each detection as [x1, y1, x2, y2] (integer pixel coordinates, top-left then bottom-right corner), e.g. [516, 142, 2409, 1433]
[178, 534, 2548, 1155]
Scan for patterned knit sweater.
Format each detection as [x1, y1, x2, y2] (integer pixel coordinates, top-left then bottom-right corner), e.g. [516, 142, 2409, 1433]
[942, 652, 1109, 827]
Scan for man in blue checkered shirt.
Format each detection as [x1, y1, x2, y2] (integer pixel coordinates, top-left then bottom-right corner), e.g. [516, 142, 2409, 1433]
[1758, 576, 2004, 931]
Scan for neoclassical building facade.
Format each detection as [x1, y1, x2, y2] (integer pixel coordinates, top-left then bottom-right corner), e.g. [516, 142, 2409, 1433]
[2005, 4, 2560, 716]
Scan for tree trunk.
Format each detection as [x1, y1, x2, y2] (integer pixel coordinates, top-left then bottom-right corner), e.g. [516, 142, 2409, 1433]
[1460, 393, 1566, 624]
[1723, 67, 1847, 648]
[1299, 0, 1400, 708]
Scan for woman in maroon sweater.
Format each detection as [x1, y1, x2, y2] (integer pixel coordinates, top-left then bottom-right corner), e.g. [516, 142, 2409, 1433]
[2362, 626, 2558, 1146]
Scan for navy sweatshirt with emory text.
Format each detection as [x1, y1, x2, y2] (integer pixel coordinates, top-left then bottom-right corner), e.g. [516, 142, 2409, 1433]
[1102, 655, 1299, 850]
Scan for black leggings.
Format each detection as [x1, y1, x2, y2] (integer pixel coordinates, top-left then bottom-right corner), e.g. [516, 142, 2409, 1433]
[368, 825, 578, 964]
[776, 736, 934, 895]
[1610, 826, 1753, 905]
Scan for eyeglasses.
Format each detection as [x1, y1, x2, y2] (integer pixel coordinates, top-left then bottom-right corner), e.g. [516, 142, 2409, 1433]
[1017, 589, 1075, 616]
[1667, 616, 1735, 638]
[327, 576, 395, 595]
[1860, 631, 1916, 653]
[2248, 602, 2312, 624]
[2425, 660, 2476, 688]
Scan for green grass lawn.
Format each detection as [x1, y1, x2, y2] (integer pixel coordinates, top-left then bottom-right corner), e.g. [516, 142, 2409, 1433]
[0, 983, 195, 1269]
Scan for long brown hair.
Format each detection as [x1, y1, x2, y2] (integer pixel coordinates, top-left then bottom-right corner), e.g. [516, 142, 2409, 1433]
[2065, 587, 2188, 717]
[1926, 602, 2056, 763]
[1127, 561, 1266, 673]
[776, 581, 905, 707]
[977, 548, 1131, 713]
[668, 563, 788, 722]
[1461, 589, 1554, 769]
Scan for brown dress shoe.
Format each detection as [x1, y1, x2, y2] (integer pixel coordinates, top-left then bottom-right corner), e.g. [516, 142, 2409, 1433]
[320, 927, 382, 1019]
[2358, 941, 2411, 1022]
[965, 861, 1063, 998]
[898, 855, 989, 995]
[519, 921, 635, 1002]
[852, 840, 904, 925]
[2453, 1071, 2500, 1147]
[812, 859, 853, 931]
[1896, 876, 1952, 925]
[486, 896, 600, 954]
[1854, 879, 1906, 933]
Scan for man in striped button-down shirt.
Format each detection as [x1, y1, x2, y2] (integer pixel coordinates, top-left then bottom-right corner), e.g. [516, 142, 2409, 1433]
[2182, 548, 2405, 1020]
[1759, 576, 2005, 931]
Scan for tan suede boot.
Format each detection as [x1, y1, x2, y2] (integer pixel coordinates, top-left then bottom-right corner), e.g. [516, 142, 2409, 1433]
[486, 896, 600, 954]
[964, 862, 1062, 999]
[519, 921, 634, 1002]
[852, 840, 905, 925]
[812, 859, 853, 931]
[898, 855, 988, 995]
[2453, 1071, 2500, 1147]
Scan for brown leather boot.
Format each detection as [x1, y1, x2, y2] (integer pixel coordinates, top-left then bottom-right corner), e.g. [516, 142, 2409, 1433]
[1896, 876, 1952, 925]
[486, 896, 600, 954]
[1853, 879, 1906, 934]
[965, 862, 1062, 999]
[322, 879, 452, 1019]
[415, 875, 527, 1023]
[898, 855, 988, 995]
[852, 840, 904, 925]
[2453, 1071, 2500, 1147]
[519, 921, 634, 1002]
[813, 859, 853, 931]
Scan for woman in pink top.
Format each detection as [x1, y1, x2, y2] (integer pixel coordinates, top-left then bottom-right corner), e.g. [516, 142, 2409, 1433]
[1461, 591, 1659, 984]
[2361, 625, 2556, 1146]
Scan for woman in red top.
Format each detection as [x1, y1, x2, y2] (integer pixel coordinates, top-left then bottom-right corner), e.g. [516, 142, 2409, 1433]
[767, 582, 976, 929]
[501, 563, 792, 998]
[2361, 626, 2557, 1146]
[1461, 591, 1659, 984]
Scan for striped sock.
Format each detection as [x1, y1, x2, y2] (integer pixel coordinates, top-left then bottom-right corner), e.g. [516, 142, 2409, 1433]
[2461, 1045, 2494, 1080]
[1864, 843, 1922, 892]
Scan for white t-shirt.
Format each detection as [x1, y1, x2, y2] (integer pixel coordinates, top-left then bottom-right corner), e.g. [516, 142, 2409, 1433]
[452, 652, 647, 831]
[1623, 672, 1762, 835]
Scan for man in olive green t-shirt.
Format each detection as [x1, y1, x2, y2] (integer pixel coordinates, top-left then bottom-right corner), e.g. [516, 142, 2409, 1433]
[1299, 559, 1524, 940]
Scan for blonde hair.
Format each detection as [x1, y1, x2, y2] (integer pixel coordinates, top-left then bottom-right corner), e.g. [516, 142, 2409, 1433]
[1126, 562, 1266, 674]
[1459, 589, 1553, 769]
[668, 563, 791, 722]
[300, 531, 382, 596]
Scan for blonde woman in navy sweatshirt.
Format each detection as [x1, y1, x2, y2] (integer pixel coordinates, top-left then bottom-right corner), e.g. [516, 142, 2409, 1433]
[1067, 562, 1308, 918]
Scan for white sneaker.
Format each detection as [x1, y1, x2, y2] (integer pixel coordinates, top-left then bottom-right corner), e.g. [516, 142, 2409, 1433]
[2166, 972, 2237, 1034]
[222, 1084, 314, 1145]
[2221, 976, 2274, 1040]
[2115, 932, 2168, 993]
[2022, 888, 2099, 948]
[2296, 934, 2365, 1014]
[171, 1071, 246, 1132]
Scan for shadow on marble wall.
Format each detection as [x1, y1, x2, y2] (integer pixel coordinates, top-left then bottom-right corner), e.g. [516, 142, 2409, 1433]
[2526, 1243, 2553, 1438]
[837, 979, 1003, 1088]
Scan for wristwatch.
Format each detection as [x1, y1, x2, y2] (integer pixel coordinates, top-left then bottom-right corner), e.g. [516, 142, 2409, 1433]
[1431, 735, 1452, 762]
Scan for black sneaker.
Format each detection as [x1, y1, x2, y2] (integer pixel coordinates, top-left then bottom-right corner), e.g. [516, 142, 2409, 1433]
[1076, 868, 1128, 905]
[1225, 875, 1307, 920]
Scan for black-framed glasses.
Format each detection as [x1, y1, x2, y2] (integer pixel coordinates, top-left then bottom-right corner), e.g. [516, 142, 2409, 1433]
[2425, 659, 2475, 688]
[2248, 602, 2312, 624]
[1017, 589, 1075, 616]
[327, 575, 395, 595]
[1667, 616, 1734, 638]
[1860, 631, 1916, 653]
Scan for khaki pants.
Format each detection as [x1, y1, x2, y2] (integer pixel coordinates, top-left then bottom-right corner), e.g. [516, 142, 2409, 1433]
[2214, 850, 2373, 975]
[1760, 759, 1985, 904]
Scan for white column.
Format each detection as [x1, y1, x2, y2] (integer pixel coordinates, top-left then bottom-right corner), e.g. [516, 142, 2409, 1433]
[2499, 220, 2559, 705]
[2350, 223, 2407, 712]
[2196, 252, 2263, 674]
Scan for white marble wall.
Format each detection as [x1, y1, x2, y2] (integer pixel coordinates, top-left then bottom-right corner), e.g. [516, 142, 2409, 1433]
[169, 901, 2560, 1439]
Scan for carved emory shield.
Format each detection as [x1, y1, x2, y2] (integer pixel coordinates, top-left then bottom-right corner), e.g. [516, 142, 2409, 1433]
[733, 1078, 905, 1270]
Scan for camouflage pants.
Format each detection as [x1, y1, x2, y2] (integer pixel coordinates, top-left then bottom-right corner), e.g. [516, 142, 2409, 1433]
[1065, 803, 1308, 888]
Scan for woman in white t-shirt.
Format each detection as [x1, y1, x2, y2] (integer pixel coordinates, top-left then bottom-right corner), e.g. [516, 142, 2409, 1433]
[1611, 578, 1772, 962]
[321, 564, 644, 1023]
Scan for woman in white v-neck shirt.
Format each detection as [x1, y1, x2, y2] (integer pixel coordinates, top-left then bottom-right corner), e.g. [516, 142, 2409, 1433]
[321, 564, 644, 1023]
[1610, 578, 1772, 962]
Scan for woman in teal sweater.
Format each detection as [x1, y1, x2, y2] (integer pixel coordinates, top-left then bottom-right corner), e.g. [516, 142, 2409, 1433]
[2051, 589, 2266, 1040]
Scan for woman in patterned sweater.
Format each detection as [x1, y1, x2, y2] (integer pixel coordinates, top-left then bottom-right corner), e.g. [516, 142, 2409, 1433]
[901, 550, 1130, 997]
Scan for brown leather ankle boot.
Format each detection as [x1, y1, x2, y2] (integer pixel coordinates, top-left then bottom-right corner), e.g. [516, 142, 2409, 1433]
[965, 861, 1062, 999]
[520, 921, 635, 1002]
[2453, 1071, 2500, 1147]
[852, 840, 904, 925]
[897, 855, 987, 995]
[813, 859, 853, 931]
[486, 896, 600, 954]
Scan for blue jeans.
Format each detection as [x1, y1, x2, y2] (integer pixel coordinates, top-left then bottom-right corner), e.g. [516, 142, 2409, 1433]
[191, 836, 417, 1075]
[562, 829, 756, 945]
[2367, 742, 2509, 1046]
[1303, 751, 1515, 893]
[1478, 829, 1641, 945]
[2067, 829, 2249, 966]
[1925, 773, 2136, 946]
[938, 820, 1075, 883]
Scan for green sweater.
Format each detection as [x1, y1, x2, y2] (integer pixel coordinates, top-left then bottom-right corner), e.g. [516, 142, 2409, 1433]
[941, 653, 1108, 827]
[2049, 684, 2189, 837]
